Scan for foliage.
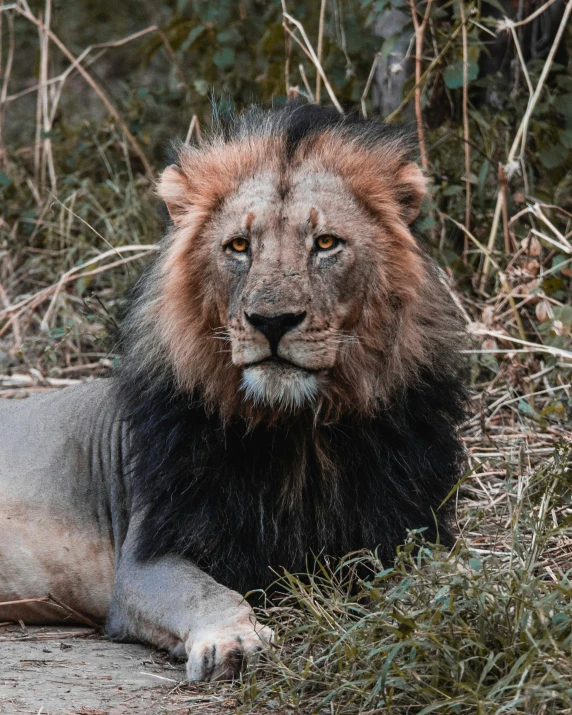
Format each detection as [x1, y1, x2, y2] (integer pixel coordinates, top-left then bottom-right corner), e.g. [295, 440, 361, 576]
[0, 2, 571, 710]
[1, 0, 571, 374]
[242, 446, 572, 714]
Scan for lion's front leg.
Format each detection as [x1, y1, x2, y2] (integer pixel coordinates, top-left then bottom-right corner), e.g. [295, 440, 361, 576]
[107, 527, 271, 681]
[181, 581, 273, 681]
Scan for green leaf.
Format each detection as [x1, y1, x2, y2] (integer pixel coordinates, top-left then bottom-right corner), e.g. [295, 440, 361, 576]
[0, 171, 11, 188]
[542, 276, 565, 294]
[553, 305, 572, 324]
[193, 78, 209, 96]
[551, 255, 568, 273]
[540, 401, 567, 422]
[539, 145, 565, 170]
[217, 27, 242, 46]
[180, 25, 206, 53]
[213, 46, 235, 70]
[557, 94, 572, 119]
[443, 60, 479, 89]
[517, 399, 540, 419]
[560, 128, 572, 148]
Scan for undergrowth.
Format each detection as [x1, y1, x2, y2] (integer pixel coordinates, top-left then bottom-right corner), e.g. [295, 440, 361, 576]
[242, 445, 572, 714]
[0, 1, 571, 712]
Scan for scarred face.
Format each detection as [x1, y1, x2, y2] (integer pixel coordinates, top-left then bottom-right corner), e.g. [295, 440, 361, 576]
[209, 170, 375, 409]
[151, 121, 438, 423]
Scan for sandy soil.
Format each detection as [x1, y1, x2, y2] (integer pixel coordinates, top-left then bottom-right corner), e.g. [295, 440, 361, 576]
[0, 625, 238, 715]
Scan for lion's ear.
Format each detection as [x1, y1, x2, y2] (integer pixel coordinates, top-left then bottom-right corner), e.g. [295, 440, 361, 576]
[157, 165, 190, 225]
[394, 162, 427, 225]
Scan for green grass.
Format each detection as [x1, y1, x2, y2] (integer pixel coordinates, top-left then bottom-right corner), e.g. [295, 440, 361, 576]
[242, 445, 572, 714]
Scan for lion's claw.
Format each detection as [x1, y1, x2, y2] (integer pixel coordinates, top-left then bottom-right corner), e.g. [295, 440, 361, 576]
[186, 624, 273, 681]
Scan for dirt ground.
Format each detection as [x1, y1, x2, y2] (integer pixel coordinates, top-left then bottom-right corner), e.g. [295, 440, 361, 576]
[0, 625, 238, 715]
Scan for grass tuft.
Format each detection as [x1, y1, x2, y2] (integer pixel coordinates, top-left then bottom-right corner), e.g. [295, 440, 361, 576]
[242, 445, 572, 714]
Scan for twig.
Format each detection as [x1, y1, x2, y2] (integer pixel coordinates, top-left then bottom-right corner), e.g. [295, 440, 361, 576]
[385, 24, 462, 123]
[0, 9, 14, 167]
[139, 672, 180, 683]
[33, 8, 42, 184]
[498, 164, 514, 254]
[39, 246, 156, 330]
[47, 191, 124, 262]
[4, 26, 160, 105]
[0, 373, 82, 387]
[531, 203, 572, 250]
[439, 211, 502, 272]
[284, 17, 291, 95]
[184, 114, 202, 145]
[530, 228, 572, 255]
[497, 0, 560, 30]
[282, 12, 343, 113]
[315, 0, 327, 103]
[497, 272, 527, 342]
[0, 596, 50, 607]
[40, 0, 56, 191]
[157, 28, 188, 88]
[469, 328, 572, 361]
[299, 64, 315, 102]
[45, 592, 102, 630]
[0, 591, 101, 630]
[480, 0, 572, 287]
[361, 52, 380, 119]
[0, 245, 156, 330]
[407, 0, 434, 170]
[15, 4, 154, 178]
[0, 282, 20, 350]
[508, 24, 533, 96]
[460, 1, 471, 258]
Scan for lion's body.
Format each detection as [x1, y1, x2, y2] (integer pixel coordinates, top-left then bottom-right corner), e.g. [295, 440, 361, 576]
[0, 381, 119, 624]
[0, 104, 468, 681]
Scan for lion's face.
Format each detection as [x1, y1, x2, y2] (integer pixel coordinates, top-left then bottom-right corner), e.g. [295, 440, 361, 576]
[210, 169, 373, 409]
[142, 109, 457, 423]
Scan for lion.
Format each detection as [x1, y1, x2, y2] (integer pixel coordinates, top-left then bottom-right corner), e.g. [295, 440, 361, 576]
[0, 104, 467, 681]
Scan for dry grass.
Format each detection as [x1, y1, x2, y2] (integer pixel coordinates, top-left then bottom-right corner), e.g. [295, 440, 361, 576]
[0, 0, 571, 712]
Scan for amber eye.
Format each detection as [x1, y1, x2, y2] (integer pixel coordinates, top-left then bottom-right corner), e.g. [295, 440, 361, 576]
[315, 234, 338, 251]
[229, 237, 250, 253]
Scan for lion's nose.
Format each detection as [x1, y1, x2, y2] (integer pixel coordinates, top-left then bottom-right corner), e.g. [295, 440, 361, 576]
[245, 311, 307, 354]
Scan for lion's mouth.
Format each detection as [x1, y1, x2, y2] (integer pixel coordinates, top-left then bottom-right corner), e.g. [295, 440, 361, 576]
[240, 358, 321, 409]
[245, 356, 320, 373]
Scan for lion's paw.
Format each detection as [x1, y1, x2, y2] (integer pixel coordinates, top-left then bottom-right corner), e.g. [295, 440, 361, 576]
[185, 623, 273, 682]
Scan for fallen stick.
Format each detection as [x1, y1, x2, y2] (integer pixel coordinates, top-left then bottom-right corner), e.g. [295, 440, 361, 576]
[0, 593, 102, 631]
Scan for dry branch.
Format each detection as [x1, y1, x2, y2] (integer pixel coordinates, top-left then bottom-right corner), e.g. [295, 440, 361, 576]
[13, 3, 155, 179]
[480, 0, 572, 287]
[408, 0, 434, 170]
[282, 12, 343, 113]
[460, 1, 471, 255]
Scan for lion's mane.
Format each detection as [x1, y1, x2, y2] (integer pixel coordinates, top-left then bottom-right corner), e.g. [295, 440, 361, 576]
[118, 105, 468, 594]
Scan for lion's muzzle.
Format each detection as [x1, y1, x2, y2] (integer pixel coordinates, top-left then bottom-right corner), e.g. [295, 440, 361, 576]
[245, 310, 307, 354]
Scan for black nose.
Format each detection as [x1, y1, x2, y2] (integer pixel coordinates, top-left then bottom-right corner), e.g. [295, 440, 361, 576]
[245, 311, 307, 354]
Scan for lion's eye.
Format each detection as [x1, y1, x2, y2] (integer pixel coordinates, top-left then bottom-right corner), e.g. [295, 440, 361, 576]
[315, 235, 339, 251]
[229, 237, 250, 253]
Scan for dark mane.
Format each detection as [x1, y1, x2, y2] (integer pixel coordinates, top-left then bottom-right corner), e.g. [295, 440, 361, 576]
[117, 103, 468, 594]
[119, 365, 466, 594]
[217, 101, 417, 163]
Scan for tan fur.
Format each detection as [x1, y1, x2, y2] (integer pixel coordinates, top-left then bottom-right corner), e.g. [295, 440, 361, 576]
[131, 129, 458, 424]
[0, 497, 114, 624]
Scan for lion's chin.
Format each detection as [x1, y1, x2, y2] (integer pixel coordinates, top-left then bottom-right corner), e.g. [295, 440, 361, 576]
[240, 360, 319, 411]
